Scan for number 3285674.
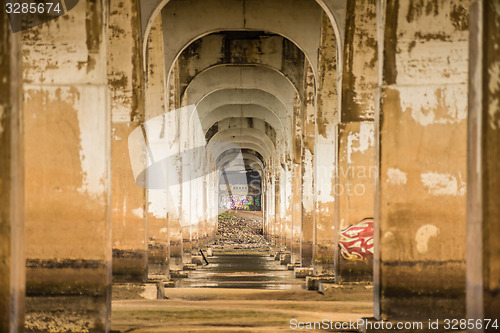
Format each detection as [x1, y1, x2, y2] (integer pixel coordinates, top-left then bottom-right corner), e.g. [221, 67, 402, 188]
[5, 2, 61, 14]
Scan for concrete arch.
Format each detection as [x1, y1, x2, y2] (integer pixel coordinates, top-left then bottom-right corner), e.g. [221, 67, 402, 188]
[220, 162, 264, 180]
[219, 156, 264, 176]
[140, 0, 346, 74]
[218, 152, 264, 171]
[183, 65, 297, 111]
[218, 155, 264, 174]
[177, 33, 305, 96]
[206, 118, 277, 145]
[210, 138, 271, 162]
[197, 89, 290, 128]
[210, 127, 275, 151]
[202, 105, 283, 136]
[217, 149, 264, 165]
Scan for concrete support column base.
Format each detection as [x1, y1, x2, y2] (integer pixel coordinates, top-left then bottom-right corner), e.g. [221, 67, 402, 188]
[112, 250, 147, 282]
[25, 295, 109, 332]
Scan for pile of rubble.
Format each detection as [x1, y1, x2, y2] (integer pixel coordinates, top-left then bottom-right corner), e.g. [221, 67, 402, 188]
[213, 212, 269, 250]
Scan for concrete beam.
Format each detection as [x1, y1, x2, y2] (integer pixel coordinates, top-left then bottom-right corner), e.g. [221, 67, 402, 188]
[197, 89, 289, 126]
[206, 118, 277, 145]
[209, 128, 275, 159]
[203, 105, 283, 136]
[183, 65, 296, 112]
[177, 33, 305, 96]
[159, 0, 321, 82]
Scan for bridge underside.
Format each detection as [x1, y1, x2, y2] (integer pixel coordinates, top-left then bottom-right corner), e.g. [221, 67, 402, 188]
[1, 0, 500, 331]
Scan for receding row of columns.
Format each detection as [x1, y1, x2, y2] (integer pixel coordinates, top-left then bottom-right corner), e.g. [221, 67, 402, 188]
[1, 0, 500, 332]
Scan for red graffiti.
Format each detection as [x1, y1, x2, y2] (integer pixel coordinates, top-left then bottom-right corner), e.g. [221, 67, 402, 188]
[339, 218, 374, 261]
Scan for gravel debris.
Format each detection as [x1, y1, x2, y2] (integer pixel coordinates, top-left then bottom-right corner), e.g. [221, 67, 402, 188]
[212, 212, 269, 250]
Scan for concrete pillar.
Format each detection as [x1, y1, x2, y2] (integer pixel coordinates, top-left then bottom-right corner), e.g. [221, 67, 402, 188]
[275, 168, 283, 251]
[145, 16, 172, 277]
[267, 170, 276, 248]
[300, 64, 316, 267]
[375, 0, 470, 320]
[279, 166, 286, 250]
[0, 13, 25, 332]
[108, 0, 148, 282]
[22, 0, 111, 330]
[167, 62, 184, 271]
[291, 96, 303, 264]
[284, 164, 293, 252]
[273, 169, 280, 252]
[334, 0, 377, 283]
[467, 0, 500, 328]
[335, 122, 375, 281]
[181, 109, 193, 265]
[312, 13, 338, 277]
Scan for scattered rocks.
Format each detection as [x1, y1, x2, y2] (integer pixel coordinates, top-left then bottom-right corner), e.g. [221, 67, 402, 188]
[183, 263, 197, 271]
[294, 267, 313, 278]
[170, 270, 188, 278]
[191, 256, 204, 266]
[212, 212, 269, 251]
[306, 276, 336, 290]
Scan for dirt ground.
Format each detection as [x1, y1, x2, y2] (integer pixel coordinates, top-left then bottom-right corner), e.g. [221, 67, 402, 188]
[111, 211, 373, 332]
[111, 287, 373, 332]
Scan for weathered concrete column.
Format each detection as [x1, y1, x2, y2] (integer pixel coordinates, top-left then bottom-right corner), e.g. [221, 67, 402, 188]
[334, 0, 377, 282]
[266, 170, 276, 247]
[467, 0, 500, 327]
[108, 0, 148, 282]
[312, 13, 338, 276]
[275, 168, 284, 251]
[167, 62, 184, 271]
[375, 0, 470, 320]
[181, 139, 192, 267]
[22, 0, 111, 331]
[284, 164, 293, 252]
[335, 122, 375, 281]
[0, 13, 25, 332]
[300, 64, 316, 267]
[272, 168, 281, 252]
[144, 16, 172, 277]
[291, 96, 303, 264]
[262, 173, 270, 240]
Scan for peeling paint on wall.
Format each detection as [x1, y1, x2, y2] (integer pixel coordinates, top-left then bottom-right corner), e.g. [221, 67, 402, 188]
[132, 207, 144, 218]
[148, 190, 167, 219]
[420, 171, 466, 196]
[76, 87, 108, 199]
[399, 87, 467, 126]
[347, 122, 374, 164]
[0, 105, 5, 135]
[386, 168, 407, 185]
[302, 149, 314, 213]
[415, 224, 439, 254]
[488, 61, 500, 129]
[315, 142, 335, 203]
